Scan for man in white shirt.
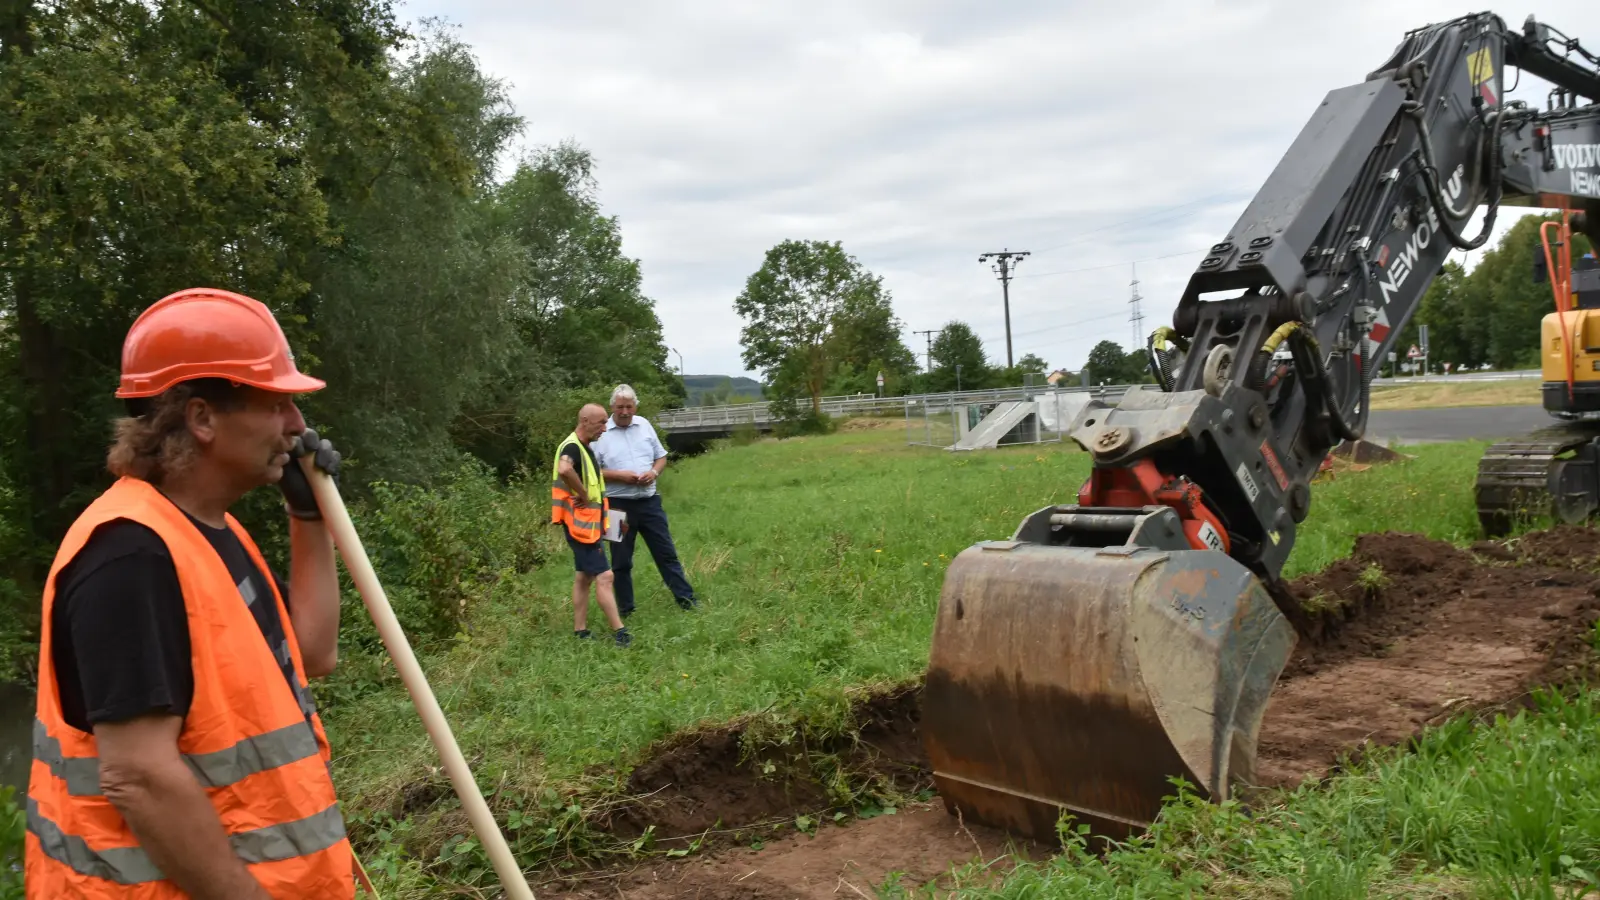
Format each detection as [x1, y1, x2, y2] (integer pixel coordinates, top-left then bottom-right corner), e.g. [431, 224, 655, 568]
[591, 384, 699, 617]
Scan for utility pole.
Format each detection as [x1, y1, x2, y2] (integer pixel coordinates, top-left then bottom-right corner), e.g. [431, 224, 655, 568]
[913, 329, 938, 372]
[978, 248, 1029, 369]
[1128, 263, 1145, 348]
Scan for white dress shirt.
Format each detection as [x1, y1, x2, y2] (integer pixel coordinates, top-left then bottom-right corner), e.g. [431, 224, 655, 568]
[593, 415, 668, 499]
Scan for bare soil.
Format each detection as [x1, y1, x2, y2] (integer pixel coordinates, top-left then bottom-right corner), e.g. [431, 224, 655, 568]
[537, 528, 1600, 898]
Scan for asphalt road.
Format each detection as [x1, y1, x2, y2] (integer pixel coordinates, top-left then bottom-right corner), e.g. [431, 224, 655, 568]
[1364, 404, 1554, 444]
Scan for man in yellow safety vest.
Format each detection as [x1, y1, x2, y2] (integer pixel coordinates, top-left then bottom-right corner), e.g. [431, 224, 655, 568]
[551, 404, 631, 647]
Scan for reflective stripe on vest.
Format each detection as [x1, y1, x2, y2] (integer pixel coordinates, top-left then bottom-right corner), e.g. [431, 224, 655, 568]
[33, 717, 322, 797]
[550, 432, 607, 543]
[27, 797, 347, 886]
[26, 477, 353, 899]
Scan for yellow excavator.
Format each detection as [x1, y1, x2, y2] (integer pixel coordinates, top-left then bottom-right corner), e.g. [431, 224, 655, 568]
[923, 11, 1600, 842]
[1475, 212, 1600, 535]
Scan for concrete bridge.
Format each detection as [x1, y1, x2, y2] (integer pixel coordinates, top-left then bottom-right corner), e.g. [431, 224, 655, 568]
[653, 368, 1542, 451]
[654, 384, 1130, 450]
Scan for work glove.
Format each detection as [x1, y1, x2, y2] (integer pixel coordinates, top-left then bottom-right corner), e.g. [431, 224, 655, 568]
[278, 427, 342, 521]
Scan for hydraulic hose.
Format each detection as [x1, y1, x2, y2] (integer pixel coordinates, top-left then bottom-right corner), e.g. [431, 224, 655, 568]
[1408, 99, 1506, 252]
[1147, 326, 1188, 392]
[1284, 326, 1364, 443]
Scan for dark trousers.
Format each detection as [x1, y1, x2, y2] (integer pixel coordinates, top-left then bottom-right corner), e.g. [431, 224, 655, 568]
[607, 494, 695, 614]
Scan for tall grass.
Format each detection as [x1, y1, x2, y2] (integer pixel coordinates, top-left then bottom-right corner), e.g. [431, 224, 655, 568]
[315, 428, 1506, 892]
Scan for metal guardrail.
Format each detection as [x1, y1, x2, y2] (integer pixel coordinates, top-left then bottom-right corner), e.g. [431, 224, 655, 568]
[657, 384, 1134, 431]
[658, 366, 1543, 432]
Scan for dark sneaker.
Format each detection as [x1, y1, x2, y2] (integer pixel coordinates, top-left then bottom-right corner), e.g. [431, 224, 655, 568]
[614, 628, 632, 648]
[676, 597, 699, 611]
[574, 629, 592, 639]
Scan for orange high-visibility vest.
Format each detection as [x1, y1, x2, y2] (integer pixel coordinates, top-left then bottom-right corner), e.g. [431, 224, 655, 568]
[26, 477, 354, 899]
[550, 432, 608, 544]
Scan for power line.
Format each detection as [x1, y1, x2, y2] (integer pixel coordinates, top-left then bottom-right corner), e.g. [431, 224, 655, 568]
[1018, 246, 1212, 279]
[1027, 191, 1244, 256]
[1009, 308, 1127, 341]
[978, 248, 1029, 369]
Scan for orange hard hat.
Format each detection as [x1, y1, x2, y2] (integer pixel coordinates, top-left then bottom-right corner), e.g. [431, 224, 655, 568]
[116, 287, 326, 398]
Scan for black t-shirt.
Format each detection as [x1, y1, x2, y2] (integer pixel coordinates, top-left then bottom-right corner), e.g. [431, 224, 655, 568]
[50, 513, 297, 733]
[561, 441, 598, 494]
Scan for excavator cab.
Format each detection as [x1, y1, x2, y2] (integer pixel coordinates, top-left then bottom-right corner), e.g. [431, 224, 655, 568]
[1537, 217, 1600, 417]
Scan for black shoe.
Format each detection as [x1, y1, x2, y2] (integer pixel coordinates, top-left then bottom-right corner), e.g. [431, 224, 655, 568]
[614, 627, 632, 649]
[574, 629, 592, 639]
[619, 608, 633, 620]
[676, 597, 699, 611]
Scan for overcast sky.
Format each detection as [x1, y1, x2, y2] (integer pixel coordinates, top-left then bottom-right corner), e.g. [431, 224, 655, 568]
[398, 1, 1591, 380]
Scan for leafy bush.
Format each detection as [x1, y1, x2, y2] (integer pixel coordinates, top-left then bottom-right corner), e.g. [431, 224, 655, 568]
[728, 420, 762, 446]
[351, 458, 554, 646]
[0, 785, 22, 900]
[769, 395, 836, 438]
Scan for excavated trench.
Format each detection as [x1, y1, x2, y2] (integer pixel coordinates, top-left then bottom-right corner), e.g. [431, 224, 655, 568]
[539, 527, 1600, 899]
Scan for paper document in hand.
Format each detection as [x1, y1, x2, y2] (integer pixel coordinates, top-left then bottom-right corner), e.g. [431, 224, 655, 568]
[604, 509, 627, 542]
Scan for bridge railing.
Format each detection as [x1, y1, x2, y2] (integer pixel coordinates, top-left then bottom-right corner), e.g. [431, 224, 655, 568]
[657, 383, 1135, 431]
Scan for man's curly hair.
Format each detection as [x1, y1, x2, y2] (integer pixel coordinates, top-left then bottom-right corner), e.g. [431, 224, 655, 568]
[106, 379, 245, 485]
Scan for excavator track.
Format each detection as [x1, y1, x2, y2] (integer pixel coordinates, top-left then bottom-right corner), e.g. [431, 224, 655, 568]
[1475, 419, 1600, 537]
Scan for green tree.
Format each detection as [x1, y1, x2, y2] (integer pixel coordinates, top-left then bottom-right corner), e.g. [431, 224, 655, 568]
[827, 287, 918, 393]
[1398, 213, 1591, 373]
[1, 0, 403, 540]
[1016, 353, 1049, 375]
[454, 143, 683, 476]
[927, 322, 995, 392]
[1078, 340, 1152, 384]
[734, 239, 892, 415]
[1084, 340, 1129, 384]
[305, 27, 524, 486]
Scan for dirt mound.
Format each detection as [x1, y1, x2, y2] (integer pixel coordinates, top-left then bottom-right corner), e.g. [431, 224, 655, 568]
[547, 804, 1044, 900]
[603, 685, 926, 843]
[838, 416, 901, 431]
[1472, 524, 1600, 570]
[540, 528, 1600, 897]
[1252, 531, 1600, 789]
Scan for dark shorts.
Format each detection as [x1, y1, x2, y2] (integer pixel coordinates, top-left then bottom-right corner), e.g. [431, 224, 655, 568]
[566, 533, 610, 576]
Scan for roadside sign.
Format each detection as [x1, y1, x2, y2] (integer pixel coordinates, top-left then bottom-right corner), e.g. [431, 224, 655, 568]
[1407, 344, 1420, 359]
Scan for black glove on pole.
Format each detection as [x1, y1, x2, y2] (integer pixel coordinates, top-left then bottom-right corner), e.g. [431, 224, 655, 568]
[279, 427, 342, 520]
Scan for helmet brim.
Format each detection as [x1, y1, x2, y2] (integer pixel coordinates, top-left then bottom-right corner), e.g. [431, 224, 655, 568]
[254, 371, 328, 394]
[115, 370, 327, 399]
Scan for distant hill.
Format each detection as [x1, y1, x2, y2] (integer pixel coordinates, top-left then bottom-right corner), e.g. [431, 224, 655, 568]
[682, 374, 764, 407]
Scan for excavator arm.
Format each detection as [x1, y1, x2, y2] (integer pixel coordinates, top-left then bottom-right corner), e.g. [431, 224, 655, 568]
[923, 11, 1600, 843]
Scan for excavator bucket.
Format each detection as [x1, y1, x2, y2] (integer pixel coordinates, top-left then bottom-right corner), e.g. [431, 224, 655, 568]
[922, 536, 1297, 842]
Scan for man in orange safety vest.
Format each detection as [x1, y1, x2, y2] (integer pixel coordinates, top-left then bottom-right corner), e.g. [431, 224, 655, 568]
[26, 288, 355, 898]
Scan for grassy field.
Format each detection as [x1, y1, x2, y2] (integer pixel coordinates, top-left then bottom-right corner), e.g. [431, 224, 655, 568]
[1368, 378, 1541, 409]
[313, 424, 1525, 894]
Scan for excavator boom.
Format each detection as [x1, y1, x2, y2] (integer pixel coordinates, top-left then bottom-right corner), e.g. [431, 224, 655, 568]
[924, 11, 1600, 842]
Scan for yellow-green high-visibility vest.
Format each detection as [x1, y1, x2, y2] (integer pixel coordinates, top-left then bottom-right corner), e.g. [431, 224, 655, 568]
[550, 432, 608, 543]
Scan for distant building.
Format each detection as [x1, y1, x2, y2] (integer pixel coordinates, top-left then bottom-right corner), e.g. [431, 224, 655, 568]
[1045, 368, 1073, 386]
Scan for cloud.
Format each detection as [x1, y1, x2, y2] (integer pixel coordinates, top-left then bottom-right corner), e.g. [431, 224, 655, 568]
[399, 0, 1590, 376]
